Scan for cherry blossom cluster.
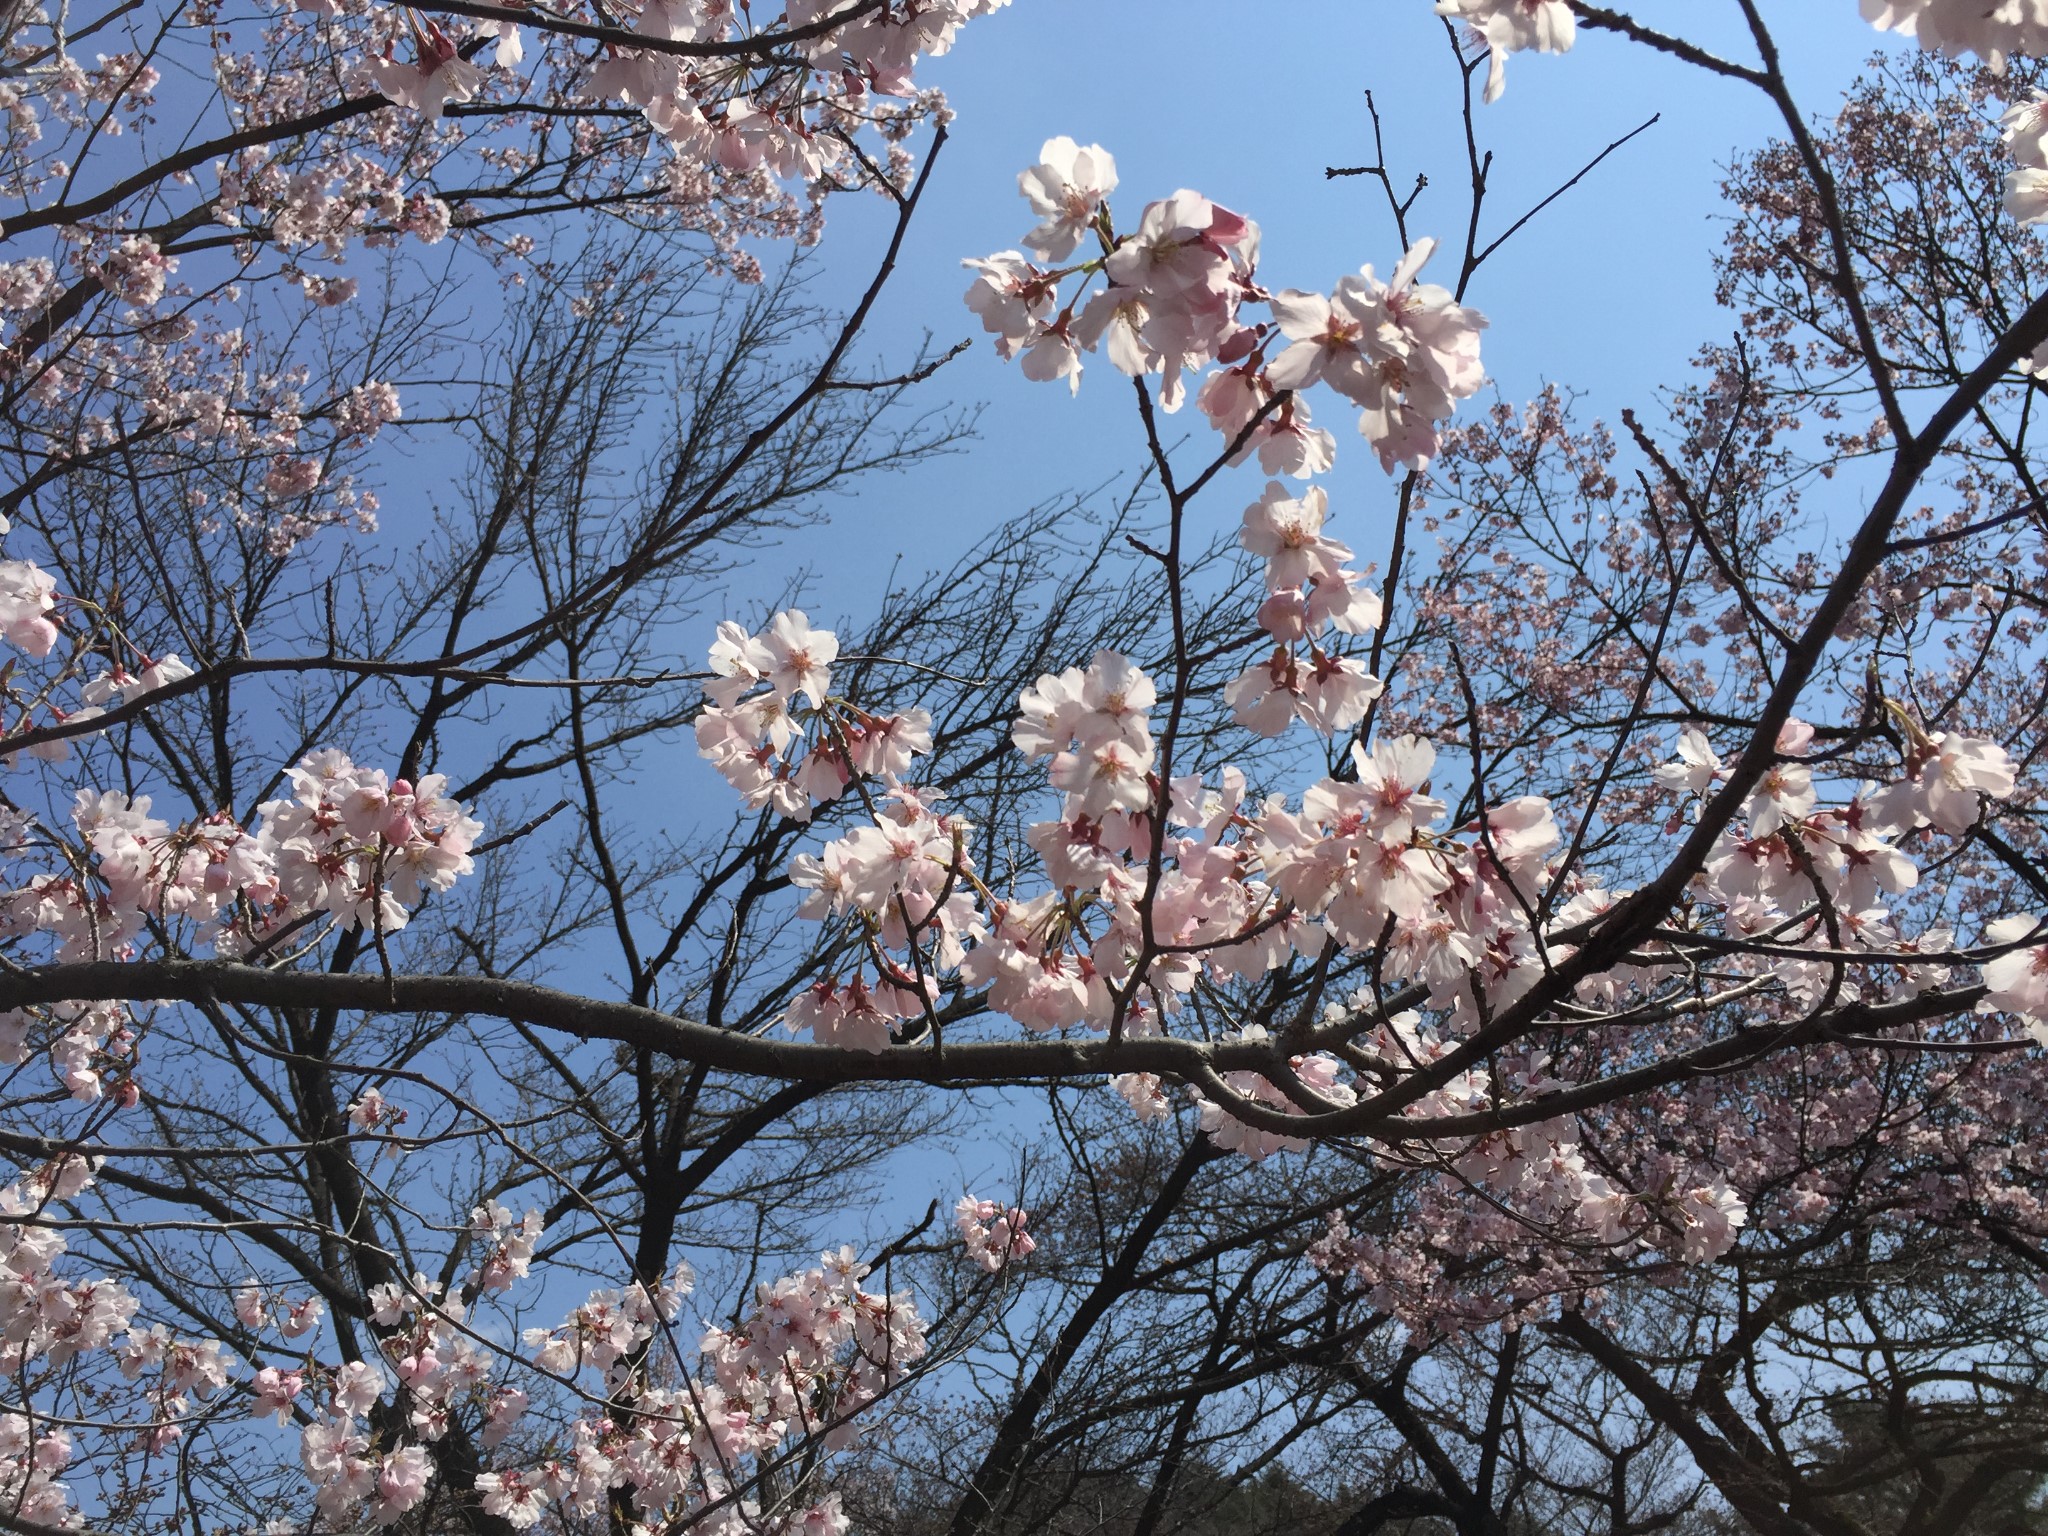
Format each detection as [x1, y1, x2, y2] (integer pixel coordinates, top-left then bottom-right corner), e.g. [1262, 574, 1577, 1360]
[0, 1156, 239, 1509]
[1265, 995, 1769, 1339]
[1307, 1167, 1744, 1340]
[80, 654, 195, 710]
[280, 1331, 448, 1519]
[1650, 715, 2027, 1013]
[711, 606, 1555, 1073]
[0, 239, 394, 556]
[0, 1208, 921, 1531]
[0, 751, 480, 964]
[694, 580, 2048, 1299]
[697, 610, 933, 822]
[964, 663, 1307, 1034]
[1981, 914, 2048, 1039]
[1999, 89, 2048, 227]
[509, 1245, 923, 1530]
[0, 1409, 74, 1530]
[963, 138, 1488, 475]
[241, 753, 481, 939]
[563, 0, 1005, 179]
[1225, 481, 1385, 737]
[1434, 0, 2048, 121]
[1288, 974, 2047, 1339]
[1, 1159, 135, 1378]
[1272, 707, 2032, 1314]
[719, 602, 1566, 1068]
[281, 1230, 552, 1523]
[785, 779, 971, 1048]
[0, 560, 58, 658]
[700, 1245, 926, 1452]
[517, 1260, 694, 1390]
[1366, 1007, 1743, 1251]
[138, 0, 989, 294]
[346, 1084, 411, 1158]
[1188, 1026, 1360, 1161]
[468, 1199, 545, 1295]
[263, 1238, 915, 1531]
[1257, 738, 1557, 1008]
[0, 1000, 136, 1105]
[1862, 0, 2048, 68]
[0, 554, 202, 758]
[954, 1196, 1036, 1272]
[355, 0, 1003, 173]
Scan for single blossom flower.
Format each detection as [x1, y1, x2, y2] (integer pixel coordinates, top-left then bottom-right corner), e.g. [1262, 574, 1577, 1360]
[1017, 136, 1118, 261]
[368, 21, 484, 120]
[1436, 0, 1576, 102]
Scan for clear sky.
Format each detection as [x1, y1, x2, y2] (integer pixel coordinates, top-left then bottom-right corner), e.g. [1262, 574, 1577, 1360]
[776, 0, 1906, 606]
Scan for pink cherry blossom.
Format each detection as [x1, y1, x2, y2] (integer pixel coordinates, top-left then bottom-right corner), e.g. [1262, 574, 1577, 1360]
[1862, 0, 2048, 69]
[1436, 0, 1576, 102]
[963, 252, 1055, 360]
[368, 23, 485, 120]
[251, 1366, 304, 1424]
[371, 1445, 433, 1525]
[1017, 136, 1118, 261]
[955, 1195, 1037, 1272]
[1981, 915, 2048, 1043]
[1872, 731, 2017, 834]
[1240, 482, 1351, 594]
[1653, 725, 1725, 800]
[760, 609, 839, 708]
[0, 560, 58, 657]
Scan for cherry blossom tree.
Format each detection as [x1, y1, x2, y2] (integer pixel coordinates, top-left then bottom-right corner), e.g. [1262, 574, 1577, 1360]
[6, 0, 2048, 1532]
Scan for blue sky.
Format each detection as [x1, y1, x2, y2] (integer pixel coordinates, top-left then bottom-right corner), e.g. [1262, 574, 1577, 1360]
[774, 0, 1897, 601]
